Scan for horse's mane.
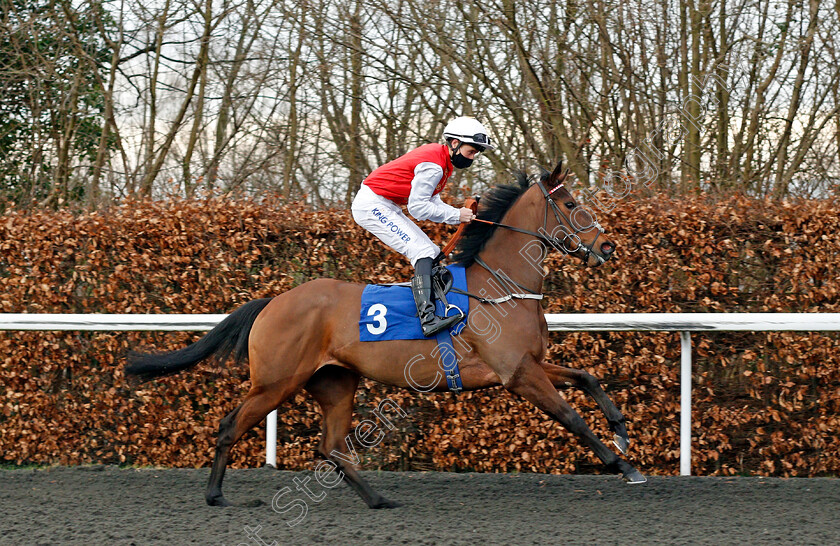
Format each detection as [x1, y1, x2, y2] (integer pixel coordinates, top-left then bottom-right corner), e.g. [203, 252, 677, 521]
[451, 171, 532, 266]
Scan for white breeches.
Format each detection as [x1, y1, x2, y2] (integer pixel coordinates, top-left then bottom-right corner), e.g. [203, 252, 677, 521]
[351, 185, 440, 266]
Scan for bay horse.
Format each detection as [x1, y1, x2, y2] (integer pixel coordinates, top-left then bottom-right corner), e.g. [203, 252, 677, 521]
[125, 160, 646, 508]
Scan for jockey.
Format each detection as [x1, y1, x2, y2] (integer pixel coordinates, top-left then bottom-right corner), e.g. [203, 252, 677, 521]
[351, 116, 494, 337]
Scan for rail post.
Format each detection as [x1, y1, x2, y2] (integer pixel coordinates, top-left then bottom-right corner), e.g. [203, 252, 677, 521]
[265, 410, 277, 467]
[680, 331, 692, 476]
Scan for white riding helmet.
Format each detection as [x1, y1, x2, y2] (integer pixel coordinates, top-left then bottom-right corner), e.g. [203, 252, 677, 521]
[443, 116, 495, 151]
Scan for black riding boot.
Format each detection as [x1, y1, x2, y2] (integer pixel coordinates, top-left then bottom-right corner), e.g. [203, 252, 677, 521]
[411, 257, 462, 337]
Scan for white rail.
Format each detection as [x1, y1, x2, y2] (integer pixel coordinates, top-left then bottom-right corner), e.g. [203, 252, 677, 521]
[544, 313, 840, 332]
[3, 312, 839, 476]
[0, 313, 227, 331]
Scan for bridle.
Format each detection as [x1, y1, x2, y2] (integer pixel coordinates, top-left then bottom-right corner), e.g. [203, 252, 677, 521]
[451, 177, 607, 306]
[471, 177, 606, 266]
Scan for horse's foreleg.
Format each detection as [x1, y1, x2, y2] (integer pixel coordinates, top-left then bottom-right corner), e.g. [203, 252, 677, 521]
[541, 363, 630, 454]
[305, 365, 400, 509]
[505, 358, 646, 484]
[206, 380, 303, 507]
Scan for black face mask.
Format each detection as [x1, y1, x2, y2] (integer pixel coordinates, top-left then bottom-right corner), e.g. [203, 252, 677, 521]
[449, 142, 474, 169]
[451, 153, 473, 169]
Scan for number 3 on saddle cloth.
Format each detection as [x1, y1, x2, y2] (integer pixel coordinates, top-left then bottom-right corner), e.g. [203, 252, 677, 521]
[358, 265, 469, 392]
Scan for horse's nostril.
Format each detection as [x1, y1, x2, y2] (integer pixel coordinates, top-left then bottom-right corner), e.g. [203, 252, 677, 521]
[601, 242, 615, 254]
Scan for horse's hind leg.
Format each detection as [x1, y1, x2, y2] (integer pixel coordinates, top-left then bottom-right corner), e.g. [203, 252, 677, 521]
[506, 357, 646, 484]
[542, 363, 631, 454]
[206, 380, 304, 506]
[305, 365, 401, 509]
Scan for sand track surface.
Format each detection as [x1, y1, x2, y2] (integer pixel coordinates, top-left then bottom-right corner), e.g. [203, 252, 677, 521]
[2, 466, 838, 545]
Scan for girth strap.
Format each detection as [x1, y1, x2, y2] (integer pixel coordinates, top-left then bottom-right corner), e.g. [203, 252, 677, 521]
[434, 326, 463, 393]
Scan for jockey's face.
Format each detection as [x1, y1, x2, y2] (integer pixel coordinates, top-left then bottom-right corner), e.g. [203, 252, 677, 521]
[450, 140, 483, 159]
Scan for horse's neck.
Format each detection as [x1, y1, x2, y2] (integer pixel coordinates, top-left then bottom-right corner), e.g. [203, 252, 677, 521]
[472, 187, 547, 295]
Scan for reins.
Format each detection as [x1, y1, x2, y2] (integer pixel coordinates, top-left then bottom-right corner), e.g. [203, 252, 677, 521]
[443, 176, 606, 306]
[474, 179, 605, 263]
[468, 216, 568, 251]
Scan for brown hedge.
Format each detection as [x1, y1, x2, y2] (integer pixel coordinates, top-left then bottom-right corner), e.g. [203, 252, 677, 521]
[1, 194, 839, 477]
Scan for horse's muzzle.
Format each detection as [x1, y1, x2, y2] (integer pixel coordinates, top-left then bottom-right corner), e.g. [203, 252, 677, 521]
[587, 241, 616, 267]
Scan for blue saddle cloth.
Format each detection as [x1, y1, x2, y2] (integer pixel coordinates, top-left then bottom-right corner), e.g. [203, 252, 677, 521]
[359, 265, 469, 342]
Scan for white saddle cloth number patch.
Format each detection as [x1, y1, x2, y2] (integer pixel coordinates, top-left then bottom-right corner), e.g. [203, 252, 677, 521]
[366, 303, 388, 335]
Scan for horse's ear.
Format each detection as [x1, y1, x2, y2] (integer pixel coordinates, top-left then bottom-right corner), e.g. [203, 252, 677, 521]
[539, 166, 550, 183]
[549, 160, 570, 188]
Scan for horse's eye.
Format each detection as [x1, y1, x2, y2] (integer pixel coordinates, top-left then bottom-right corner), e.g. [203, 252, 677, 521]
[565, 201, 576, 210]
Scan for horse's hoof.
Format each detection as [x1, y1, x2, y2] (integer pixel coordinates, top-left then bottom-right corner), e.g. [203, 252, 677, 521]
[613, 434, 629, 455]
[622, 469, 647, 484]
[206, 495, 233, 507]
[371, 498, 402, 509]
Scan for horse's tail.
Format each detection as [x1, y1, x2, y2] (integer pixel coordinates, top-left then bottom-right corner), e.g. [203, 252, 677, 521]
[125, 298, 273, 383]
